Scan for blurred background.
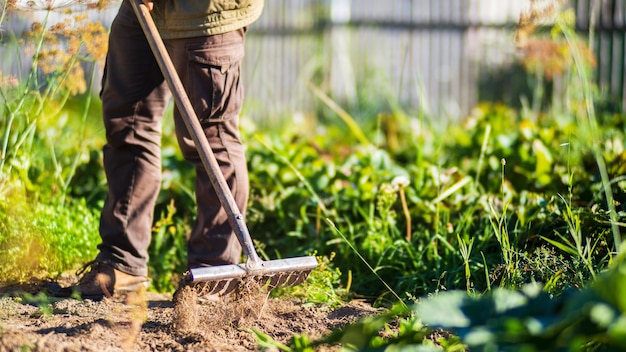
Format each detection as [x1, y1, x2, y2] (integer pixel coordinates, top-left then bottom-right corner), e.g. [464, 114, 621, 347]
[2, 0, 624, 126]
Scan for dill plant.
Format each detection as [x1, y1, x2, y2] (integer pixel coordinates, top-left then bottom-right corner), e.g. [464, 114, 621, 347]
[0, 2, 108, 284]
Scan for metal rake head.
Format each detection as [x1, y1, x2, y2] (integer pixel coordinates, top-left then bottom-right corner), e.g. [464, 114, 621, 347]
[184, 256, 318, 297]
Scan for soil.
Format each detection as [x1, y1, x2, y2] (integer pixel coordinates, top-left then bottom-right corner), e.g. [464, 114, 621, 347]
[0, 278, 383, 352]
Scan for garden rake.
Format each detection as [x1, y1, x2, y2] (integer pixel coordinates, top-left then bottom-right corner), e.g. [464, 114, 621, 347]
[130, 0, 318, 296]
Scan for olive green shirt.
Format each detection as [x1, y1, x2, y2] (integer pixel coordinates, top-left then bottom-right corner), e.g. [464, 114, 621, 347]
[153, 0, 264, 39]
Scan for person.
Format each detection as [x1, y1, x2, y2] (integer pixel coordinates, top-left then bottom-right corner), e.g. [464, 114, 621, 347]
[57, 0, 264, 299]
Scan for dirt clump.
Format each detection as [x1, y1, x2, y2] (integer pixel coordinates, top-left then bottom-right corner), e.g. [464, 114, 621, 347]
[0, 282, 381, 351]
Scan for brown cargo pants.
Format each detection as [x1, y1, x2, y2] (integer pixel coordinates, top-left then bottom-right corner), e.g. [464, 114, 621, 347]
[96, 0, 248, 277]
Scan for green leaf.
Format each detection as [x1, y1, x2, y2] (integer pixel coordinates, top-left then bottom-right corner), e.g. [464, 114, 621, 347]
[607, 315, 626, 347]
[533, 139, 553, 178]
[248, 328, 291, 351]
[589, 303, 617, 328]
[414, 291, 471, 328]
[540, 236, 578, 256]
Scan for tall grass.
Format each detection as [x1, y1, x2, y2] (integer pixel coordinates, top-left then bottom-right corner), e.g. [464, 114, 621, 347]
[559, 14, 622, 255]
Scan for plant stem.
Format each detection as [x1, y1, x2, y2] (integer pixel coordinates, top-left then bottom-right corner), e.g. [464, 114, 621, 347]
[559, 15, 622, 253]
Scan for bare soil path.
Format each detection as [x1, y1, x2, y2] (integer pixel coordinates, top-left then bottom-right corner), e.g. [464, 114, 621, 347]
[0, 282, 381, 351]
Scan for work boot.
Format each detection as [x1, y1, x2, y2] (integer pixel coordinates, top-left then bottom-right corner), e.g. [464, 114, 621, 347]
[56, 261, 149, 300]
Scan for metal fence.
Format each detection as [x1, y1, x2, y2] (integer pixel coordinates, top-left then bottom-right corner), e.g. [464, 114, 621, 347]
[244, 0, 528, 124]
[576, 0, 626, 110]
[244, 0, 626, 124]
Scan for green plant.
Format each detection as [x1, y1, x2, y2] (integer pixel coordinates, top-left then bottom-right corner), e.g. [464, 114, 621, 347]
[0, 7, 107, 192]
[13, 292, 55, 318]
[541, 195, 600, 280]
[0, 195, 99, 284]
[271, 252, 347, 308]
[148, 200, 189, 292]
[458, 233, 475, 294]
[242, 89, 623, 299]
[516, 1, 622, 253]
[251, 302, 467, 351]
[487, 198, 520, 288]
[0, 3, 107, 284]
[414, 250, 626, 352]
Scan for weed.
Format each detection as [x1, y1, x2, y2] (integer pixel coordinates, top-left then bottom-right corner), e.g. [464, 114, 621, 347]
[272, 252, 346, 308]
[148, 199, 188, 292]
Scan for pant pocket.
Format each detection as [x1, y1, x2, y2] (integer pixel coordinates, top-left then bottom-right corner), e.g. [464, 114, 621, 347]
[186, 42, 244, 124]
